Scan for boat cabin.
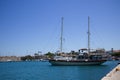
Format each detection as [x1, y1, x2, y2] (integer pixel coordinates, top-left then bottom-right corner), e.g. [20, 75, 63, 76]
[78, 48, 104, 60]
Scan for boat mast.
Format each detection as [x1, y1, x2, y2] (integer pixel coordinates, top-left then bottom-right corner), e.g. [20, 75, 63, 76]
[88, 16, 90, 54]
[60, 17, 64, 53]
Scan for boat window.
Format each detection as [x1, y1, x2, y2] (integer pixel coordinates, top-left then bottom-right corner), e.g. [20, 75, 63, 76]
[90, 55, 102, 60]
[78, 56, 84, 59]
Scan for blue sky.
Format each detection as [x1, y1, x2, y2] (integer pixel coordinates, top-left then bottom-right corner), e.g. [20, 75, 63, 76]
[0, 0, 120, 56]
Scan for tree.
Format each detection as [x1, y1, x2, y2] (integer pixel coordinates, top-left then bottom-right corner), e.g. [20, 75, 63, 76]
[45, 52, 55, 59]
[21, 55, 34, 61]
[111, 52, 120, 57]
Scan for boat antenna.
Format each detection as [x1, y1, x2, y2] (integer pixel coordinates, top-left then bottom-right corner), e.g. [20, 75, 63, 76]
[60, 17, 64, 53]
[88, 16, 90, 54]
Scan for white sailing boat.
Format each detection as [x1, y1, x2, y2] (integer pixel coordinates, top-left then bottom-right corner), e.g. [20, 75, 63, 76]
[49, 17, 107, 66]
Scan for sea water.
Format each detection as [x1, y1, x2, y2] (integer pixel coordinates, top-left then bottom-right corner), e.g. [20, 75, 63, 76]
[0, 61, 118, 80]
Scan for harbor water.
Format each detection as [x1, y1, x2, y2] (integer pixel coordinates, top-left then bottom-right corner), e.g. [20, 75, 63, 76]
[0, 61, 118, 80]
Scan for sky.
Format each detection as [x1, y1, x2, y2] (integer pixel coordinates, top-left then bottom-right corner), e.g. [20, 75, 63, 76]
[0, 0, 120, 56]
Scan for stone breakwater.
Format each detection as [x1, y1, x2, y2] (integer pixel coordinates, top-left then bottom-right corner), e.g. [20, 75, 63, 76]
[0, 56, 21, 62]
[101, 64, 120, 80]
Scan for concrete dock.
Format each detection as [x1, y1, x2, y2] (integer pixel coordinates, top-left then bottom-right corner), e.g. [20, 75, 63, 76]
[101, 64, 120, 80]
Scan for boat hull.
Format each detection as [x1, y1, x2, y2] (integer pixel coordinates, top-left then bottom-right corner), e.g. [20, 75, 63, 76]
[49, 60, 106, 66]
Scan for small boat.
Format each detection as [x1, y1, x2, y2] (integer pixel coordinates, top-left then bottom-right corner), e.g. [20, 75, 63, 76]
[49, 17, 107, 66]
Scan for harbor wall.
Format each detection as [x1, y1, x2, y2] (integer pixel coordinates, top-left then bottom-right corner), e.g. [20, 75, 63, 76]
[0, 56, 21, 62]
